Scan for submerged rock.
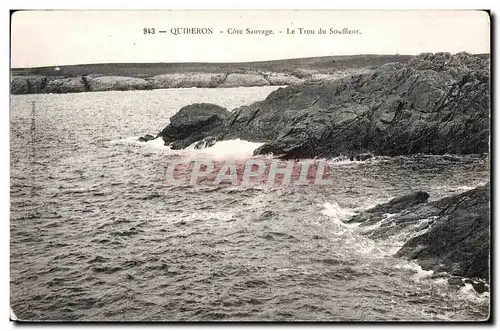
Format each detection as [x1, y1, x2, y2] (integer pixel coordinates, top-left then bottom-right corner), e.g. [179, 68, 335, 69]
[348, 191, 430, 224]
[138, 134, 155, 142]
[157, 103, 230, 149]
[216, 52, 489, 158]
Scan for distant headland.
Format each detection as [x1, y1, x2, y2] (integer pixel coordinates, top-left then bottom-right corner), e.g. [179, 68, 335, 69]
[10, 55, 418, 94]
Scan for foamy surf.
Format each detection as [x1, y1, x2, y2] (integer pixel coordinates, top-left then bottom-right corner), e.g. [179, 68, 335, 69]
[108, 136, 171, 151]
[457, 283, 490, 304]
[319, 202, 390, 256]
[112, 136, 264, 160]
[184, 139, 264, 160]
[321, 201, 357, 223]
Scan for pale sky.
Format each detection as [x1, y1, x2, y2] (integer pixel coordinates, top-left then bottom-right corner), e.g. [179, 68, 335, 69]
[11, 10, 490, 68]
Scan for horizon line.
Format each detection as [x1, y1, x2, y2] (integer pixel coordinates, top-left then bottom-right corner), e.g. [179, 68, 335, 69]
[11, 52, 491, 70]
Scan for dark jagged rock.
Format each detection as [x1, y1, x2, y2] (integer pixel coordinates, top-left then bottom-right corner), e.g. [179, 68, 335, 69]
[157, 103, 230, 150]
[447, 276, 489, 294]
[138, 134, 155, 142]
[217, 52, 489, 159]
[347, 191, 430, 223]
[395, 183, 490, 281]
[347, 184, 490, 281]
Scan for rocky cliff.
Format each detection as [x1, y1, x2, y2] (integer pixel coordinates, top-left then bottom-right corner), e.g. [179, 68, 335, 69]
[155, 52, 489, 159]
[157, 103, 230, 149]
[216, 52, 489, 158]
[394, 184, 490, 281]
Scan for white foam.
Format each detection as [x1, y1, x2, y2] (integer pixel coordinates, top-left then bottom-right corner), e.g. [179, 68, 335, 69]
[321, 201, 357, 223]
[319, 202, 386, 256]
[395, 261, 435, 281]
[376, 216, 438, 254]
[185, 139, 264, 160]
[457, 283, 490, 304]
[109, 136, 265, 161]
[108, 136, 171, 151]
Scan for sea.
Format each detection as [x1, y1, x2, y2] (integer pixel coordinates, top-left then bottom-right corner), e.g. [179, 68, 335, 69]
[10, 86, 490, 321]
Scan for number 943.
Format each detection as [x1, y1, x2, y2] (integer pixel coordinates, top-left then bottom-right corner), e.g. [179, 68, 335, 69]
[143, 28, 155, 34]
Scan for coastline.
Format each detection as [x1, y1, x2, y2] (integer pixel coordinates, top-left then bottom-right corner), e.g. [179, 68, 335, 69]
[11, 54, 410, 94]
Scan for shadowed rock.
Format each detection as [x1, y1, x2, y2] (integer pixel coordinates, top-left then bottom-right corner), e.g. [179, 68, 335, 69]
[157, 103, 230, 149]
[348, 183, 490, 281]
[351, 153, 373, 161]
[395, 183, 490, 280]
[216, 52, 489, 158]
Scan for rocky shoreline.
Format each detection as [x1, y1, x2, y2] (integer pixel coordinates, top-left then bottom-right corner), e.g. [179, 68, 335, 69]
[11, 68, 371, 94]
[349, 183, 490, 288]
[12, 54, 413, 95]
[153, 52, 490, 159]
[146, 52, 490, 285]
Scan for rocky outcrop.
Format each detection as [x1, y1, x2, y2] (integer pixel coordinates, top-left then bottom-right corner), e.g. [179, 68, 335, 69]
[264, 72, 304, 85]
[10, 66, 379, 94]
[87, 76, 151, 91]
[10, 72, 302, 94]
[11, 76, 29, 94]
[347, 191, 430, 224]
[138, 134, 155, 142]
[395, 183, 490, 281]
[157, 103, 230, 149]
[219, 73, 270, 87]
[44, 77, 87, 93]
[148, 73, 226, 89]
[346, 183, 490, 281]
[217, 52, 489, 159]
[11, 75, 51, 94]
